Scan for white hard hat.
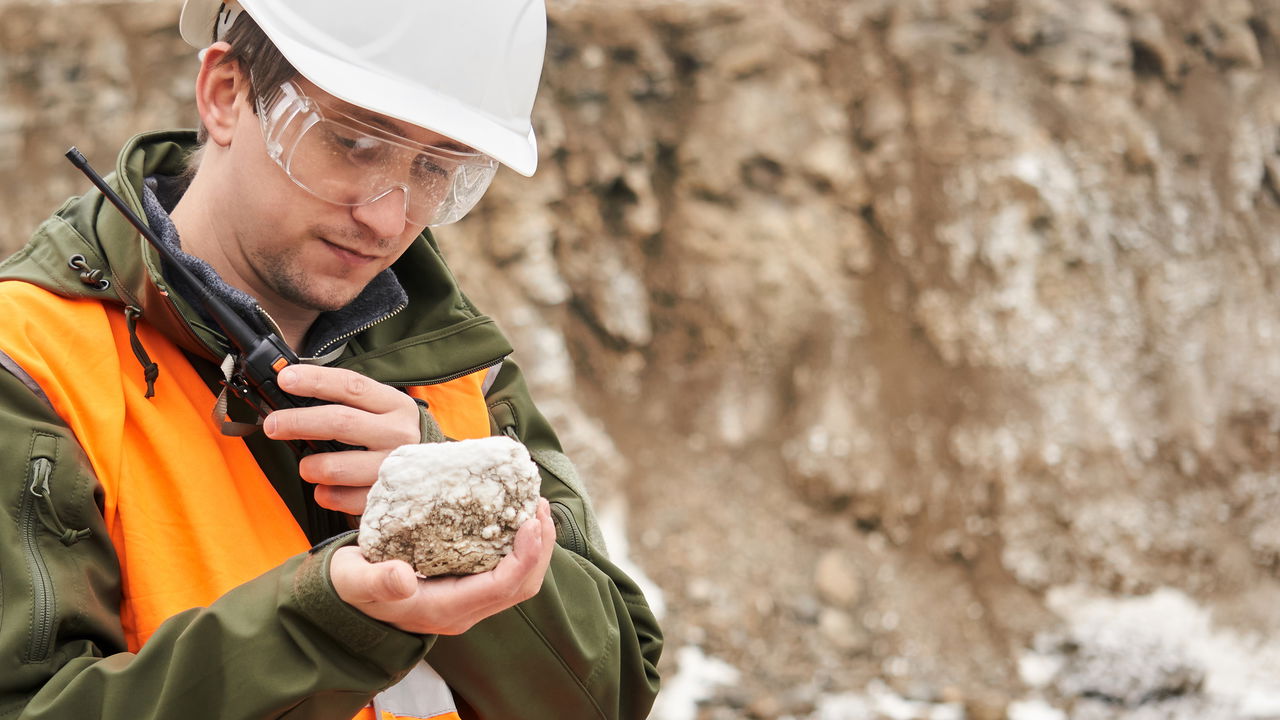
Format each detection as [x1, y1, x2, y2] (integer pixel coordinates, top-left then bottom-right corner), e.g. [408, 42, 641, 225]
[180, 0, 545, 176]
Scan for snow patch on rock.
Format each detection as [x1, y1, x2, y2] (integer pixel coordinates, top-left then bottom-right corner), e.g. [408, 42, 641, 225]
[649, 645, 740, 720]
[1013, 586, 1280, 718]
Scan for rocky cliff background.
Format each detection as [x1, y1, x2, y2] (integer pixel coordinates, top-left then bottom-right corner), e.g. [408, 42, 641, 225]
[4, 1, 1280, 718]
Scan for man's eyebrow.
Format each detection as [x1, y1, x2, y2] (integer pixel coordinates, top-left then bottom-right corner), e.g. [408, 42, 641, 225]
[344, 106, 474, 153]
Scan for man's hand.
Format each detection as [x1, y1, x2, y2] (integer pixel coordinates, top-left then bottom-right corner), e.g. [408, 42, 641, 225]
[330, 498, 556, 634]
[263, 364, 421, 514]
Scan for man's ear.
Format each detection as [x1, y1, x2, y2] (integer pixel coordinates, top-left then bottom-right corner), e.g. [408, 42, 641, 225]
[194, 42, 247, 148]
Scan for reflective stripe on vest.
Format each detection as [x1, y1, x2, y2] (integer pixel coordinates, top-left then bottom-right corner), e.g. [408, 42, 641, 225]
[351, 660, 463, 720]
[0, 281, 486, 720]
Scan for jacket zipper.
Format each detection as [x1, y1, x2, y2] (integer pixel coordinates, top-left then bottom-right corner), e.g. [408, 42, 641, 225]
[384, 355, 506, 388]
[20, 455, 56, 663]
[308, 302, 407, 359]
[234, 299, 492, 384]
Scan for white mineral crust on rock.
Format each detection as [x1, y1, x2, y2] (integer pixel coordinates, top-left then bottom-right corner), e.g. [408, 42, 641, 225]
[359, 437, 541, 577]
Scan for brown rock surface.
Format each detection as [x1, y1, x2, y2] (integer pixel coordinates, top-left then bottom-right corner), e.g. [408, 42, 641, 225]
[5, 0, 1280, 715]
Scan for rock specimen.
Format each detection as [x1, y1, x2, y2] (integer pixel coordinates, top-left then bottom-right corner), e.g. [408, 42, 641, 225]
[359, 436, 541, 577]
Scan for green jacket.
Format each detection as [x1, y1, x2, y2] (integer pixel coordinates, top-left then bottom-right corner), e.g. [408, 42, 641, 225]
[0, 131, 662, 719]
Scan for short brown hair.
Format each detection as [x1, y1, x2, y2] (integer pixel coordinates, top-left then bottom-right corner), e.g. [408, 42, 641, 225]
[185, 13, 298, 173]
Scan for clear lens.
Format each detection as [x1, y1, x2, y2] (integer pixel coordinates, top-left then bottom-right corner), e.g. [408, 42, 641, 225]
[256, 81, 497, 226]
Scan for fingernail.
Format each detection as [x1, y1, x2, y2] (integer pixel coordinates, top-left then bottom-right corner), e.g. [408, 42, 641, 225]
[263, 415, 276, 435]
[277, 366, 295, 387]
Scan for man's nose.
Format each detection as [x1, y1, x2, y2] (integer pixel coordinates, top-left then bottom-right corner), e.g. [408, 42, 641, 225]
[351, 187, 409, 239]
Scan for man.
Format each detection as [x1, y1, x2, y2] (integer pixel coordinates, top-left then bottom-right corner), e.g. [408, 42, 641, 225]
[0, 1, 662, 718]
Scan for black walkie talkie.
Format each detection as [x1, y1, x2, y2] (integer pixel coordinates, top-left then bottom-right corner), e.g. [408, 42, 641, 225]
[66, 147, 361, 457]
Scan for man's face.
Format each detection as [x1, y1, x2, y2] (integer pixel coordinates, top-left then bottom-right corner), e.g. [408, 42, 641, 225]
[219, 77, 457, 315]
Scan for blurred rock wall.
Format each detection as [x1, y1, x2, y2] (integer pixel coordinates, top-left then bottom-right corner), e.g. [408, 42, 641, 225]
[4, 0, 1280, 717]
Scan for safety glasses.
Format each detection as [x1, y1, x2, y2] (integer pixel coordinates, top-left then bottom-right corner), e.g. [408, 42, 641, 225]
[256, 80, 498, 227]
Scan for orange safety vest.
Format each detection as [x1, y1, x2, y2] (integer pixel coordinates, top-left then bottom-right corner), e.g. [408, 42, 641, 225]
[0, 281, 488, 720]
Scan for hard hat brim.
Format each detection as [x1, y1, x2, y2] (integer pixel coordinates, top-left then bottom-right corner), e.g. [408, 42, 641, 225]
[266, 32, 539, 177]
[178, 0, 225, 48]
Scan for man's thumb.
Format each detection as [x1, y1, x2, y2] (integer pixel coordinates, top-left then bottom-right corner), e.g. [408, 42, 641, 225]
[331, 547, 417, 604]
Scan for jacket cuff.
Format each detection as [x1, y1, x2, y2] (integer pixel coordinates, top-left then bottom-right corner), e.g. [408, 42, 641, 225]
[292, 531, 436, 664]
[413, 397, 447, 443]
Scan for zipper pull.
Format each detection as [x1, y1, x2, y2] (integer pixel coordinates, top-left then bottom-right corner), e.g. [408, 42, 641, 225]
[28, 458, 90, 546]
[28, 457, 51, 497]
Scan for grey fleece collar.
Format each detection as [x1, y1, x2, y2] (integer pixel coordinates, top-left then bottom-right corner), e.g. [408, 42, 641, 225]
[141, 176, 409, 360]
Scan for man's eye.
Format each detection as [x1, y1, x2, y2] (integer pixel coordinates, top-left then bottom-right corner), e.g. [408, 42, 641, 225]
[413, 155, 450, 179]
[330, 132, 381, 159]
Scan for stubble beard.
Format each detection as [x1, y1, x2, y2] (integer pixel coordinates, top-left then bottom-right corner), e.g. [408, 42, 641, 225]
[247, 243, 356, 313]
[238, 221, 403, 314]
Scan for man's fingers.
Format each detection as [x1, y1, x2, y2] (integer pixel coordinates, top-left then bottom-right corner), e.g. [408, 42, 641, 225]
[484, 499, 553, 600]
[277, 364, 411, 414]
[504, 504, 545, 568]
[262, 365, 420, 451]
[299, 450, 390, 487]
[312, 485, 370, 515]
[519, 499, 556, 598]
[300, 450, 385, 514]
[265, 404, 418, 448]
[330, 547, 417, 605]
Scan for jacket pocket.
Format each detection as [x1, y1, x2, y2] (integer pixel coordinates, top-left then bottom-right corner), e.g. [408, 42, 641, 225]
[19, 432, 75, 663]
[548, 500, 588, 557]
[488, 400, 593, 559]
[530, 451, 595, 560]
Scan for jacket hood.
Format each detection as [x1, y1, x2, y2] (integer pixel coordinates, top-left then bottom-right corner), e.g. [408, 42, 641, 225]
[0, 130, 511, 385]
